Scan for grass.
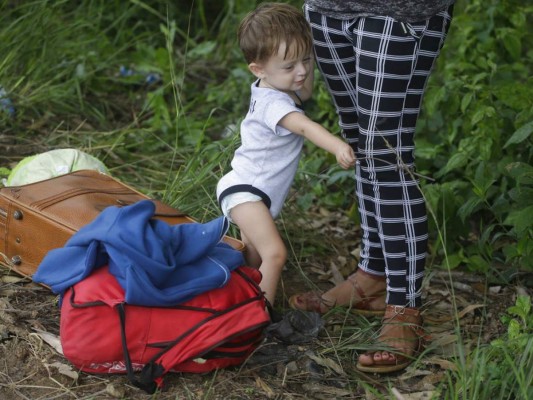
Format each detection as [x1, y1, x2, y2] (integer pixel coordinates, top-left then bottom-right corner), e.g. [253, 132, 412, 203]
[1, 1, 532, 399]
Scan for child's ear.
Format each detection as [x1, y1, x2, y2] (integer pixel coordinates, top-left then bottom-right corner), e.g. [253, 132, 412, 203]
[248, 62, 264, 79]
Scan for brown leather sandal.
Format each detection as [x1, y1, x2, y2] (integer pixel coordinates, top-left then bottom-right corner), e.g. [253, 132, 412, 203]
[288, 291, 333, 314]
[288, 270, 386, 316]
[356, 305, 426, 373]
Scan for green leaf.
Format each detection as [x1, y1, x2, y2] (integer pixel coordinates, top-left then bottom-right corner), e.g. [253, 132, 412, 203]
[504, 205, 533, 234]
[504, 121, 533, 148]
[471, 105, 495, 126]
[507, 295, 531, 331]
[507, 318, 521, 340]
[505, 162, 533, 178]
[296, 192, 314, 211]
[415, 138, 440, 159]
[508, 187, 533, 207]
[461, 92, 473, 113]
[0, 167, 11, 177]
[471, 72, 488, 85]
[461, 92, 474, 114]
[443, 252, 464, 269]
[509, 12, 526, 28]
[326, 169, 353, 185]
[472, 162, 497, 198]
[503, 34, 522, 60]
[437, 152, 469, 177]
[187, 41, 217, 58]
[517, 295, 531, 317]
[457, 197, 483, 222]
[503, 242, 520, 259]
[424, 86, 446, 115]
[492, 81, 533, 111]
[466, 255, 490, 273]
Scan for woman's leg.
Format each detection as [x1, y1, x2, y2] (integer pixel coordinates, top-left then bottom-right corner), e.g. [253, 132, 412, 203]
[352, 7, 453, 369]
[305, 5, 387, 277]
[307, 4, 453, 371]
[301, 8, 387, 312]
[351, 8, 452, 307]
[302, 5, 451, 312]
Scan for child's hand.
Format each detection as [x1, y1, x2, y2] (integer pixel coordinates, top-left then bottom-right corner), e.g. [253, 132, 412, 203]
[336, 144, 356, 169]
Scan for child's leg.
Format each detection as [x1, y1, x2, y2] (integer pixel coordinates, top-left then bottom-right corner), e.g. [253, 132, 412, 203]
[240, 232, 261, 269]
[230, 201, 287, 305]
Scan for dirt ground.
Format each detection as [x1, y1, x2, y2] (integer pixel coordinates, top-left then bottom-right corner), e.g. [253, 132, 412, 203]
[1, 205, 529, 400]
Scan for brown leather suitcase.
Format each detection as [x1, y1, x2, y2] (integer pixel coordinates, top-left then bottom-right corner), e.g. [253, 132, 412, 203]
[0, 169, 243, 278]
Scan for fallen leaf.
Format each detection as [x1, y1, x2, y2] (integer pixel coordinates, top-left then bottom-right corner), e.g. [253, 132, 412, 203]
[0, 275, 27, 284]
[456, 304, 485, 319]
[393, 389, 438, 400]
[516, 286, 529, 297]
[302, 383, 352, 397]
[488, 285, 501, 294]
[106, 383, 126, 398]
[310, 266, 329, 276]
[329, 261, 345, 285]
[398, 367, 432, 380]
[430, 333, 459, 348]
[45, 362, 79, 380]
[307, 354, 344, 375]
[30, 329, 63, 354]
[423, 357, 459, 371]
[336, 255, 347, 266]
[318, 207, 331, 217]
[452, 281, 474, 292]
[425, 304, 484, 323]
[350, 247, 361, 261]
[255, 376, 276, 398]
[472, 282, 487, 293]
[427, 287, 451, 296]
[415, 370, 446, 389]
[391, 387, 406, 400]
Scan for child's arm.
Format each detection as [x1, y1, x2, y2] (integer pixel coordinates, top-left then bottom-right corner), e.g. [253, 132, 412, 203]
[279, 112, 356, 169]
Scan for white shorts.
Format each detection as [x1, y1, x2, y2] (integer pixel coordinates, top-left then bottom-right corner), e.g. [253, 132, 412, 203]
[220, 192, 262, 223]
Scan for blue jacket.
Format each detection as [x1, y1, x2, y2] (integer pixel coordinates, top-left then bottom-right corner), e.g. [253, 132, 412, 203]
[33, 200, 244, 306]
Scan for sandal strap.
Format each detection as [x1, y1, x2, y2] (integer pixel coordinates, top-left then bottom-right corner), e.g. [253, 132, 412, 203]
[381, 305, 427, 353]
[383, 304, 421, 319]
[289, 291, 332, 313]
[347, 270, 386, 311]
[348, 277, 370, 309]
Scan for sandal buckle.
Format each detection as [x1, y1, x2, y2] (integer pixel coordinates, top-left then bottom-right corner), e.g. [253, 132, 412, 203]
[393, 305, 406, 315]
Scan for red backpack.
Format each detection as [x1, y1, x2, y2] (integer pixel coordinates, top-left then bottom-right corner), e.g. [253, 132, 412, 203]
[60, 264, 270, 393]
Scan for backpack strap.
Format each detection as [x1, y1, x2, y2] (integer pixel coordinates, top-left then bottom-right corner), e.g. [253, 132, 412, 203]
[116, 303, 163, 394]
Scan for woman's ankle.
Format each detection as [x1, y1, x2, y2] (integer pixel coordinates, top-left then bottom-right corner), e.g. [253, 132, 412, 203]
[323, 269, 386, 308]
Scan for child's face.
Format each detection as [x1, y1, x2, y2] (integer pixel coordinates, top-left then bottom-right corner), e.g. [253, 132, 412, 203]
[250, 42, 312, 93]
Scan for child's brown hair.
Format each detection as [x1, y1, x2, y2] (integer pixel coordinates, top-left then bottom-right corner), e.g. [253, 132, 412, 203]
[238, 2, 313, 64]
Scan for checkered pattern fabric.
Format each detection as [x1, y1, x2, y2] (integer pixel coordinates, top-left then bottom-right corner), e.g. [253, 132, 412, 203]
[305, 5, 452, 306]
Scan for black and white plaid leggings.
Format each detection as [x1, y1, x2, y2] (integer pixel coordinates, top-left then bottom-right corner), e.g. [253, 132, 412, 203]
[305, 5, 453, 307]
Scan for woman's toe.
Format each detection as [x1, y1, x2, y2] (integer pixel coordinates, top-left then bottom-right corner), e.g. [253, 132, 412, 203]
[380, 351, 395, 363]
[358, 352, 375, 366]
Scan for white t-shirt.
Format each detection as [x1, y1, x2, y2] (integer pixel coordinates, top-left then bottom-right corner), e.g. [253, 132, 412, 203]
[217, 80, 304, 218]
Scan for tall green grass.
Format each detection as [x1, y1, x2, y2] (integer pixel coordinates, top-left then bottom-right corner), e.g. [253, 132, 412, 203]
[441, 295, 533, 400]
